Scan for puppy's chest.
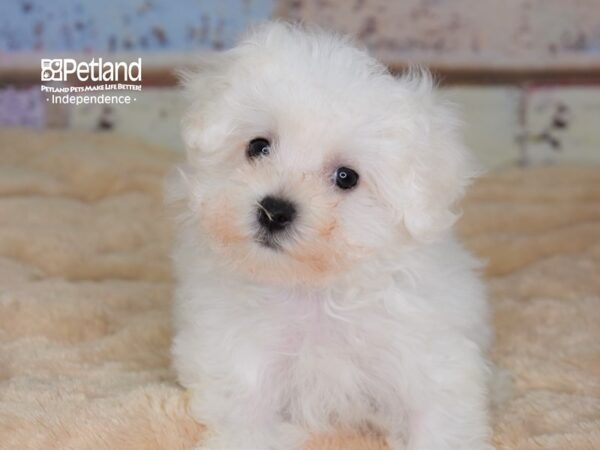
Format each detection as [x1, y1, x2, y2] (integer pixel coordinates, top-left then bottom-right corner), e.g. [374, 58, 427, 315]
[276, 293, 329, 350]
[255, 292, 399, 422]
[265, 292, 387, 369]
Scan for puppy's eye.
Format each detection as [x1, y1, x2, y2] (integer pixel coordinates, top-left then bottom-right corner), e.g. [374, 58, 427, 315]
[247, 138, 271, 159]
[334, 167, 359, 190]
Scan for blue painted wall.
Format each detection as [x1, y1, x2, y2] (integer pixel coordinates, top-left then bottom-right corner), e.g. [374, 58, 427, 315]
[0, 0, 273, 52]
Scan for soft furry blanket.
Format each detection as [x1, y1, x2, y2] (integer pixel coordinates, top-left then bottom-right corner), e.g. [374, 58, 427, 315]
[0, 129, 598, 450]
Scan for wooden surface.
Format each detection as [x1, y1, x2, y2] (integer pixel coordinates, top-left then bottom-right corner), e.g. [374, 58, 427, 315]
[276, 0, 600, 75]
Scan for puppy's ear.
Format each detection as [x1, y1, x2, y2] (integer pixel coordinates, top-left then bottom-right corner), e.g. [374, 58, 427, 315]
[164, 163, 197, 222]
[177, 51, 233, 104]
[177, 51, 237, 162]
[393, 71, 481, 242]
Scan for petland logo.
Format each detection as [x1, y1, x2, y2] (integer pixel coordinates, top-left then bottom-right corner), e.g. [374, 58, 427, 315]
[41, 58, 142, 82]
[40, 58, 142, 105]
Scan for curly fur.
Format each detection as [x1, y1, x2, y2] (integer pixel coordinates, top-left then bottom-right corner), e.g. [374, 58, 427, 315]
[169, 22, 492, 450]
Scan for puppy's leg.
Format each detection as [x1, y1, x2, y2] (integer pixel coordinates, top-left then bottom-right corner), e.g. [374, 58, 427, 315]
[189, 387, 308, 450]
[196, 423, 307, 450]
[386, 339, 492, 450]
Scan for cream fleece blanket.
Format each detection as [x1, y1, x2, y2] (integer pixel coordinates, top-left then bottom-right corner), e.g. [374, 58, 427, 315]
[0, 129, 598, 450]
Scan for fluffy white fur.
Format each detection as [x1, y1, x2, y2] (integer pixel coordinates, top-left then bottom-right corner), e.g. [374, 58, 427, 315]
[169, 22, 492, 450]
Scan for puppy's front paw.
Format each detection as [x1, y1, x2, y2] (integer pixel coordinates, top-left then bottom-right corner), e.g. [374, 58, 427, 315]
[194, 432, 249, 450]
[194, 424, 308, 450]
[193, 432, 227, 450]
[404, 439, 494, 450]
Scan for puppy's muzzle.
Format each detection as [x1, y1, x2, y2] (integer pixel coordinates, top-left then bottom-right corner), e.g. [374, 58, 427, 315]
[257, 195, 296, 233]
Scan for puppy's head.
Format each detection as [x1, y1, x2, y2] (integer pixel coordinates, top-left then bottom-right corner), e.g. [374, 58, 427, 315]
[174, 23, 477, 286]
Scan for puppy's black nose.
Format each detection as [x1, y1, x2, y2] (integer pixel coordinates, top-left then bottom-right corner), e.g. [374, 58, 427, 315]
[257, 196, 296, 232]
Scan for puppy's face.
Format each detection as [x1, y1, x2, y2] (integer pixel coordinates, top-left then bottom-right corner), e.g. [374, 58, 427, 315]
[177, 25, 475, 286]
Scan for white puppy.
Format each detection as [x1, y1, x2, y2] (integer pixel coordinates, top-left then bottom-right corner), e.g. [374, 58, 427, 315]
[169, 22, 492, 450]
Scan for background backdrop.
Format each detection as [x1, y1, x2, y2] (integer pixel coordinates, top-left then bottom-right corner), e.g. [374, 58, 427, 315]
[1, 0, 600, 169]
